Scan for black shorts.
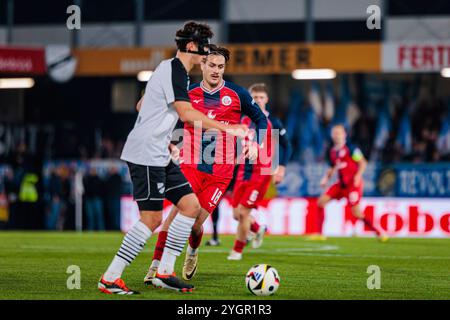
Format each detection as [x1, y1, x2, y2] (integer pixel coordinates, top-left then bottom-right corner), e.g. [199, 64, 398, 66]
[127, 161, 193, 211]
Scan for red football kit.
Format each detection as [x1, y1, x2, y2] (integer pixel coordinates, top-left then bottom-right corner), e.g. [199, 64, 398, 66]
[179, 80, 267, 213]
[325, 142, 364, 206]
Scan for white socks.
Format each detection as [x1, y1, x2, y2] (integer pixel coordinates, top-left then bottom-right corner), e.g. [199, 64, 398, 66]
[104, 220, 151, 282]
[158, 214, 195, 275]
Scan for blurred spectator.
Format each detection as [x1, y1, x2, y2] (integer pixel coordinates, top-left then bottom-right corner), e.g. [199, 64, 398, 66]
[83, 167, 105, 231]
[3, 167, 19, 229]
[105, 167, 123, 230]
[16, 170, 42, 229]
[46, 167, 63, 229]
[97, 137, 116, 159]
[45, 165, 72, 230]
[351, 114, 376, 159]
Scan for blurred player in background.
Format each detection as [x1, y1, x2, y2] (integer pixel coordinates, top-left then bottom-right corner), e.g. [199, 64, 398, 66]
[315, 124, 388, 242]
[228, 83, 292, 260]
[98, 22, 249, 294]
[144, 45, 268, 283]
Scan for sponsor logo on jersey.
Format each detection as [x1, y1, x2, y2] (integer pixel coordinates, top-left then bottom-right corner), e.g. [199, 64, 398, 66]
[193, 99, 202, 104]
[221, 95, 232, 106]
[339, 149, 346, 157]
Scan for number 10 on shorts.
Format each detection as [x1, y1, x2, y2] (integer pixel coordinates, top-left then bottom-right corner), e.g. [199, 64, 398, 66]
[211, 188, 223, 205]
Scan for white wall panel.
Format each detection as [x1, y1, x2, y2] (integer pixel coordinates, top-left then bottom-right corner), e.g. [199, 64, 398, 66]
[142, 21, 222, 46]
[314, 0, 383, 20]
[79, 23, 134, 47]
[11, 25, 71, 46]
[386, 17, 450, 41]
[227, 0, 305, 22]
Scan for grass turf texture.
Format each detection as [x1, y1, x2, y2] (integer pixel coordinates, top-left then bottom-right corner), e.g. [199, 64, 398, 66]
[0, 232, 449, 300]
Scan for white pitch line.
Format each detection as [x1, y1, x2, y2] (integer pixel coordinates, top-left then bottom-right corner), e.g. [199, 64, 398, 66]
[13, 245, 450, 260]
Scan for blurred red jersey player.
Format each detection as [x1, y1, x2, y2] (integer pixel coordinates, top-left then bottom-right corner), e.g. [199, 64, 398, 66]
[229, 83, 292, 260]
[314, 124, 388, 242]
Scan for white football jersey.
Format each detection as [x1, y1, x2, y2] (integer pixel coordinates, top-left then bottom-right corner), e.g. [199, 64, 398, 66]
[121, 57, 190, 166]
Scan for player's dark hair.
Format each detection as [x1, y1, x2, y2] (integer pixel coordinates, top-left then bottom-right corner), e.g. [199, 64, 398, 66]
[208, 44, 230, 62]
[249, 83, 268, 94]
[175, 21, 213, 54]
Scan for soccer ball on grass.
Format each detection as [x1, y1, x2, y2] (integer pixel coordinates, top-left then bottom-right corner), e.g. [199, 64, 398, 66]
[245, 264, 280, 296]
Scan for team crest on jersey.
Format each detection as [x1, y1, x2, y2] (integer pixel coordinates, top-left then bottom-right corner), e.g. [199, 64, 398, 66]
[157, 183, 165, 194]
[221, 95, 232, 106]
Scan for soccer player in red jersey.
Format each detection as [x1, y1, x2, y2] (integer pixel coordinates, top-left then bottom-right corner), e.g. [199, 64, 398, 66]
[144, 45, 268, 283]
[229, 83, 292, 260]
[316, 124, 388, 242]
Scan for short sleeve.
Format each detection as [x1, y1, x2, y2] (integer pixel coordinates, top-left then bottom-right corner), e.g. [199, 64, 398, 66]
[164, 58, 190, 105]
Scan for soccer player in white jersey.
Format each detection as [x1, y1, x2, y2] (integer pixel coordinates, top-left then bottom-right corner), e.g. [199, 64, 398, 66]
[98, 21, 248, 294]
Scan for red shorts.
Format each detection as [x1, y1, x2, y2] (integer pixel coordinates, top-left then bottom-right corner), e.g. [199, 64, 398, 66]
[180, 164, 231, 213]
[325, 182, 363, 206]
[232, 175, 272, 209]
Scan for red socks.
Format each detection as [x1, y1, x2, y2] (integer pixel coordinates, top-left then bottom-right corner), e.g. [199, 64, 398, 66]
[250, 221, 260, 233]
[152, 230, 167, 261]
[188, 227, 204, 249]
[153, 227, 204, 262]
[233, 240, 246, 253]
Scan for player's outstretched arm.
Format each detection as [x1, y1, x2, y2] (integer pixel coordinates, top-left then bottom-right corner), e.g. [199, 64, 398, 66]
[173, 101, 248, 138]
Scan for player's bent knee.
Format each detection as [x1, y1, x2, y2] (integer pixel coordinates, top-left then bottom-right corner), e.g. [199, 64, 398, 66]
[176, 193, 201, 218]
[140, 211, 162, 231]
[240, 205, 252, 217]
[232, 208, 240, 221]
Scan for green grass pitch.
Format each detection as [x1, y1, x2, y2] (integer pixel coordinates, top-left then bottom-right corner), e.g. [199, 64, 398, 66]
[0, 232, 449, 300]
